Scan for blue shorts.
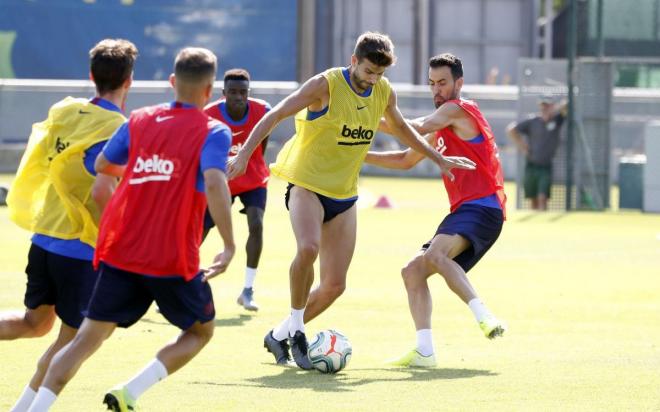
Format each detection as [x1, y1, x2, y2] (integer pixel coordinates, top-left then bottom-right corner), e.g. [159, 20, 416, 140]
[85, 263, 215, 330]
[203, 186, 267, 232]
[422, 204, 504, 272]
[24, 243, 99, 328]
[285, 183, 356, 223]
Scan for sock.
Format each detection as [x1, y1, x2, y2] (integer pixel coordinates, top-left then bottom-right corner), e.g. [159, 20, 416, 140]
[244, 267, 257, 289]
[124, 358, 168, 400]
[416, 329, 434, 357]
[272, 316, 290, 341]
[26, 387, 56, 412]
[468, 298, 493, 323]
[10, 385, 36, 412]
[288, 308, 305, 337]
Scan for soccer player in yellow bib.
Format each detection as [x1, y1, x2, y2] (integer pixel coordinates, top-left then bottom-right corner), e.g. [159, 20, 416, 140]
[1, 39, 137, 411]
[228, 32, 476, 369]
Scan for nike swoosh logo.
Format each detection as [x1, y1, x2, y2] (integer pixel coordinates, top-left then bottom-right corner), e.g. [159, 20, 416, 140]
[78, 110, 91, 114]
[156, 115, 174, 123]
[357, 105, 367, 110]
[232, 131, 244, 136]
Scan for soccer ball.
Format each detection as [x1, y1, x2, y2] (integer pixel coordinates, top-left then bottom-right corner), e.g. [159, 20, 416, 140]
[307, 329, 352, 374]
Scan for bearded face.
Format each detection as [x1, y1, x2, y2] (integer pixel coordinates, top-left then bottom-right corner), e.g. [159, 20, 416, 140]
[428, 66, 461, 108]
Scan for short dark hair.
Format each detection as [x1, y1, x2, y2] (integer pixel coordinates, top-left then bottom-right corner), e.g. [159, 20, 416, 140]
[429, 53, 463, 80]
[354, 32, 396, 67]
[89, 39, 138, 94]
[174, 47, 217, 84]
[224, 68, 250, 83]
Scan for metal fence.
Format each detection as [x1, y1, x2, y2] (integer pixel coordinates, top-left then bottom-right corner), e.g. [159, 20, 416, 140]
[1, 76, 659, 208]
[515, 58, 660, 210]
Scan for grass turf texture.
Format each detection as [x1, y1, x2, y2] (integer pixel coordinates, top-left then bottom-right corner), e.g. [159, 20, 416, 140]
[1, 176, 659, 411]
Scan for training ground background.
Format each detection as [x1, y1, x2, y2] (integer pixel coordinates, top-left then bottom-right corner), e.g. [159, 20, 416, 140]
[1, 176, 659, 411]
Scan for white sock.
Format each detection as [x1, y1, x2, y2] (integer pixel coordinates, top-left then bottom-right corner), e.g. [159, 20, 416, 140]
[288, 308, 305, 337]
[244, 267, 257, 289]
[10, 385, 36, 412]
[468, 298, 493, 323]
[272, 316, 290, 341]
[124, 359, 168, 400]
[416, 329, 434, 357]
[26, 387, 57, 412]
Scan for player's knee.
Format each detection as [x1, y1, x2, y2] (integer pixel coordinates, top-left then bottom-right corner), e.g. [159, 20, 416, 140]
[400, 264, 416, 286]
[247, 218, 264, 235]
[296, 242, 320, 263]
[200, 329, 214, 345]
[247, 219, 263, 236]
[422, 253, 451, 274]
[195, 321, 215, 344]
[247, 225, 263, 239]
[401, 258, 424, 286]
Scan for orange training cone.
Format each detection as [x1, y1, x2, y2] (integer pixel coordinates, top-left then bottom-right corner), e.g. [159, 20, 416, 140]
[374, 195, 393, 209]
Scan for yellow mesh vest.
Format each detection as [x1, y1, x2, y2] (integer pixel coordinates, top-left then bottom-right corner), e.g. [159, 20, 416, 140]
[270, 67, 391, 199]
[8, 97, 126, 247]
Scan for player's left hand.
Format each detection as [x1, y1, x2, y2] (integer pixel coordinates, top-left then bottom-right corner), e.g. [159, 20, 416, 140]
[227, 151, 249, 180]
[202, 247, 235, 282]
[437, 155, 476, 181]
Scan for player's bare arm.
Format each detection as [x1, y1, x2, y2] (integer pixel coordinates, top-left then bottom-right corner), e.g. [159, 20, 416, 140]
[227, 75, 329, 179]
[377, 116, 396, 135]
[411, 102, 460, 135]
[94, 152, 126, 178]
[91, 173, 118, 213]
[365, 132, 432, 170]
[383, 90, 476, 180]
[382, 89, 436, 156]
[415, 102, 486, 143]
[378, 115, 431, 139]
[203, 168, 236, 280]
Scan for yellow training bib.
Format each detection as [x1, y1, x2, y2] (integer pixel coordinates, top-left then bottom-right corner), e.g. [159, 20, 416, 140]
[270, 67, 391, 199]
[8, 97, 125, 246]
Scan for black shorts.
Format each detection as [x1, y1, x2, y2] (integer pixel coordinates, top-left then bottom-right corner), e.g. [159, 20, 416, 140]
[422, 204, 504, 272]
[285, 183, 356, 223]
[24, 243, 99, 328]
[203, 186, 267, 232]
[85, 263, 215, 330]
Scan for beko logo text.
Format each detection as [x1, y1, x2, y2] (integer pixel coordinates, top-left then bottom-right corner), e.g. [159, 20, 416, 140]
[129, 155, 175, 184]
[341, 124, 373, 140]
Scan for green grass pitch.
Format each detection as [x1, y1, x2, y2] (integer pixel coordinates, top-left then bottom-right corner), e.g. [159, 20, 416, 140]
[1, 176, 659, 411]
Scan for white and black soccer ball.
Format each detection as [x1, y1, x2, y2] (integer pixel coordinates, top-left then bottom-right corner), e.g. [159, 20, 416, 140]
[307, 329, 352, 374]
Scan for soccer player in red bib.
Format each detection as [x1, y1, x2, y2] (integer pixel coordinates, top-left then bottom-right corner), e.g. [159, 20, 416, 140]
[29, 48, 235, 411]
[204, 68, 271, 311]
[366, 53, 507, 367]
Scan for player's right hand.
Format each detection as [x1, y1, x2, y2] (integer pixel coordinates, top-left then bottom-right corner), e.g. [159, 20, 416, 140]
[227, 152, 248, 180]
[202, 247, 235, 282]
[437, 155, 476, 181]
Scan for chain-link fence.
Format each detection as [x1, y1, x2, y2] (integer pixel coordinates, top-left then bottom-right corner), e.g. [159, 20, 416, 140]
[517, 58, 613, 211]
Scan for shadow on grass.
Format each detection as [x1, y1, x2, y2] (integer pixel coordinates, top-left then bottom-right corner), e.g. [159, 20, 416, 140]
[213, 314, 256, 328]
[515, 211, 568, 223]
[548, 213, 568, 222]
[515, 212, 539, 222]
[138, 313, 255, 328]
[189, 366, 497, 393]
